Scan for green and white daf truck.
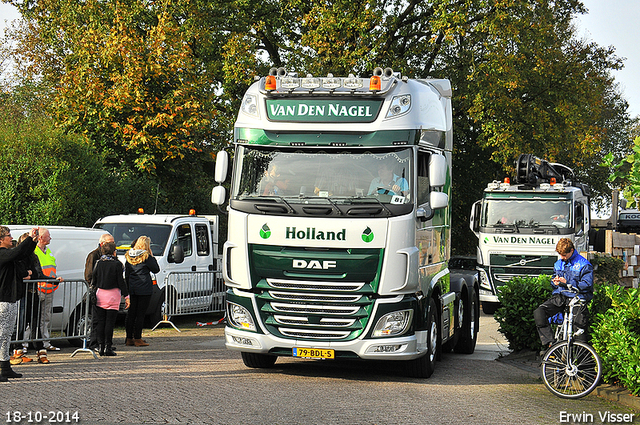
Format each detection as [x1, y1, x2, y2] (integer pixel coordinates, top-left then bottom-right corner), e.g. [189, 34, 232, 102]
[212, 67, 479, 378]
[469, 154, 591, 314]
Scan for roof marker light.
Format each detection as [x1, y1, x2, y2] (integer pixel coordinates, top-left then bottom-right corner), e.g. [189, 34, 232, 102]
[189, 209, 196, 216]
[370, 76, 381, 91]
[344, 75, 363, 89]
[504, 177, 510, 184]
[265, 75, 277, 91]
[301, 76, 320, 89]
[550, 177, 556, 185]
[138, 208, 145, 214]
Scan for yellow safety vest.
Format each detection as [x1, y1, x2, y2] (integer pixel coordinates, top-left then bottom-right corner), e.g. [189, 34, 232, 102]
[35, 246, 58, 294]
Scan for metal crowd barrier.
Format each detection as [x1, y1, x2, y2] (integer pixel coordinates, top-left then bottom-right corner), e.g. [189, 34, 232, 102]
[151, 271, 225, 332]
[11, 278, 96, 359]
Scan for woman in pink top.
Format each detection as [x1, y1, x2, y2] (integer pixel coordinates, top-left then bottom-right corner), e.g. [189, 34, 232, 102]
[91, 242, 129, 356]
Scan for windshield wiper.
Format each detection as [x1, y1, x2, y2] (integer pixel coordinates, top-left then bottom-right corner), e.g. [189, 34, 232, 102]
[246, 195, 295, 213]
[349, 196, 392, 216]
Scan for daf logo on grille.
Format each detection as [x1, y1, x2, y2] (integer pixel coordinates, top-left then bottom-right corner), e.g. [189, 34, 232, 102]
[293, 259, 337, 269]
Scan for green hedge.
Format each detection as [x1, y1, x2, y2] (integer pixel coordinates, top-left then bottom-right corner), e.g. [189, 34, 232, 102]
[590, 285, 640, 396]
[495, 275, 552, 352]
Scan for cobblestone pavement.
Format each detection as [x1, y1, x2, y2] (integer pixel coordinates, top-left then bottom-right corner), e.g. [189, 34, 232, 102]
[2, 317, 637, 425]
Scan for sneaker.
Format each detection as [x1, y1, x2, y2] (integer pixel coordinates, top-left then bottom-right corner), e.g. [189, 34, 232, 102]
[45, 345, 61, 351]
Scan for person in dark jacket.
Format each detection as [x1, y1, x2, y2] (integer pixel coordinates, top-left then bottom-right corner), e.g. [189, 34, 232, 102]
[534, 238, 594, 353]
[84, 233, 115, 352]
[92, 242, 129, 356]
[0, 226, 38, 381]
[124, 236, 159, 347]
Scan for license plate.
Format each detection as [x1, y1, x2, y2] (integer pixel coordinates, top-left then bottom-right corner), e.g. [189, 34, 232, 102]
[292, 347, 335, 359]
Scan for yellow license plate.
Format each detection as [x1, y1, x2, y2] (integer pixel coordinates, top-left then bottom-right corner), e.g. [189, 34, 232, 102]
[292, 347, 335, 359]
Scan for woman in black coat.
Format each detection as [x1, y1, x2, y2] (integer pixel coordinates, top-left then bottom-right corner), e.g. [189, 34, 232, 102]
[0, 226, 38, 381]
[124, 236, 159, 347]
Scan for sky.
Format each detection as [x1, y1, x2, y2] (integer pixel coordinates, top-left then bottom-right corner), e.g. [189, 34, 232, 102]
[1, 0, 639, 117]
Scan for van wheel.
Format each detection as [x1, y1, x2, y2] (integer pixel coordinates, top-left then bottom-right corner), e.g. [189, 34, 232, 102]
[241, 352, 277, 368]
[68, 304, 92, 347]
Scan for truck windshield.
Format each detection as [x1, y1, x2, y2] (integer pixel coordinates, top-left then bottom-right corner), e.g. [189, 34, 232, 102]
[481, 199, 572, 230]
[232, 146, 412, 205]
[94, 223, 172, 256]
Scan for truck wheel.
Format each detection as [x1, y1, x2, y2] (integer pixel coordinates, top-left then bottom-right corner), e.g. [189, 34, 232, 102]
[406, 298, 438, 378]
[241, 352, 277, 368]
[481, 301, 498, 315]
[454, 287, 479, 354]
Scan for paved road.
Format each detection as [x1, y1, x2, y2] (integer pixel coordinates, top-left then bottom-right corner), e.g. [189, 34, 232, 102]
[1, 315, 636, 425]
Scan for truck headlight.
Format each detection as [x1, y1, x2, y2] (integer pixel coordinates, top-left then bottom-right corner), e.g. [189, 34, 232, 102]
[479, 269, 492, 291]
[372, 309, 413, 337]
[227, 302, 256, 331]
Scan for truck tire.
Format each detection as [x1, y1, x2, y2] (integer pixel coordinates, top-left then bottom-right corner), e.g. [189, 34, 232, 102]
[241, 352, 277, 368]
[481, 301, 498, 315]
[406, 298, 438, 378]
[454, 287, 479, 354]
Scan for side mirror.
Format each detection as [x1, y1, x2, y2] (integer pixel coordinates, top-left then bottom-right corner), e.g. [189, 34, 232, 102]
[470, 200, 481, 235]
[211, 186, 226, 206]
[215, 150, 229, 183]
[168, 245, 184, 264]
[430, 191, 449, 209]
[429, 154, 447, 188]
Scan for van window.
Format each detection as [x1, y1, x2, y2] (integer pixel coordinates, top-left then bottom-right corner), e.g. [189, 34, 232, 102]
[195, 224, 210, 256]
[171, 224, 193, 257]
[95, 223, 171, 256]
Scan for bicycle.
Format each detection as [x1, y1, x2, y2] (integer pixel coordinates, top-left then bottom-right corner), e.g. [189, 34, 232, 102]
[540, 286, 602, 399]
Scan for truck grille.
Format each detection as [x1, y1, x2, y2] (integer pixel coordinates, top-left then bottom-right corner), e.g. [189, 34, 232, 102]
[257, 278, 374, 341]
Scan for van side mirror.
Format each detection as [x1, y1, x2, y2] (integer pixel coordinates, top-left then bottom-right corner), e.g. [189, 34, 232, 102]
[169, 245, 184, 264]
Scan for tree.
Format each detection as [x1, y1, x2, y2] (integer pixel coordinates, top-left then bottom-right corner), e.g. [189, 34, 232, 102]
[9, 0, 226, 175]
[4, 0, 634, 251]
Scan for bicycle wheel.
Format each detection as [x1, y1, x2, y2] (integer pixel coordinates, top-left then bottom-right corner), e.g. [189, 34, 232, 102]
[541, 340, 602, 399]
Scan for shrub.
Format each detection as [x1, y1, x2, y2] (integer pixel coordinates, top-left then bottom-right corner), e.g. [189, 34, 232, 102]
[591, 286, 640, 396]
[495, 275, 552, 352]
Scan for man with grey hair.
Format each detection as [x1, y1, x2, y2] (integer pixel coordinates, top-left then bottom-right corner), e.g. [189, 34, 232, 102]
[34, 227, 63, 352]
[84, 233, 115, 352]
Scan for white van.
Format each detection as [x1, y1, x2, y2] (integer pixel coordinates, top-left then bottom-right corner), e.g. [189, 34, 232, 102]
[6, 225, 106, 345]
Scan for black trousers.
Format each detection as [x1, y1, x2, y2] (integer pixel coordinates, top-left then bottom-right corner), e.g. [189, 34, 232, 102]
[533, 293, 589, 346]
[125, 294, 151, 340]
[94, 307, 118, 348]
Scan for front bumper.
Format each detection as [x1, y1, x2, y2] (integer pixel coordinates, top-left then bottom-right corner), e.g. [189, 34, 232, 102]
[225, 326, 428, 361]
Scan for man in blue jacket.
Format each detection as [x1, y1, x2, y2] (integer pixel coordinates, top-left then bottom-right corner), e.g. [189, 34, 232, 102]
[534, 238, 594, 351]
